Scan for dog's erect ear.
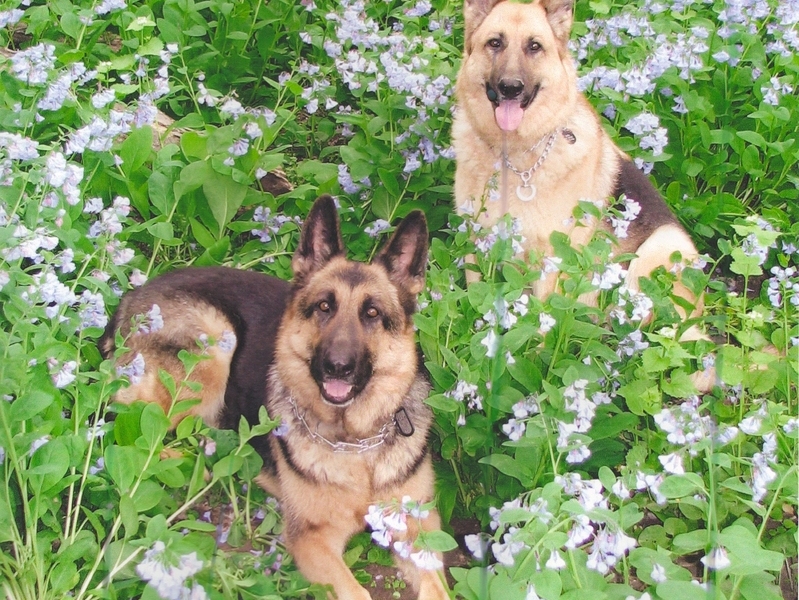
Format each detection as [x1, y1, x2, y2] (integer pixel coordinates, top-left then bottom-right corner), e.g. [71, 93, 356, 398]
[540, 0, 574, 44]
[292, 195, 344, 283]
[374, 211, 428, 296]
[463, 0, 505, 53]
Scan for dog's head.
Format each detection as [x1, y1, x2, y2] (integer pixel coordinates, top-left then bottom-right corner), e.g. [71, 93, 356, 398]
[283, 195, 428, 408]
[459, 0, 575, 136]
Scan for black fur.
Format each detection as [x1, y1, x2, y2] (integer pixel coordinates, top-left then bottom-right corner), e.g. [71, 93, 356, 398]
[611, 158, 679, 253]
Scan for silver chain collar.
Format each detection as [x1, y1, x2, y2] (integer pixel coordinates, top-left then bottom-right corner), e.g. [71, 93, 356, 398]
[288, 396, 394, 454]
[502, 128, 563, 202]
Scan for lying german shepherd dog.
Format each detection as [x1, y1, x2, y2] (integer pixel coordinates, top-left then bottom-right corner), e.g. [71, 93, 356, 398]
[101, 196, 449, 600]
[453, 0, 702, 317]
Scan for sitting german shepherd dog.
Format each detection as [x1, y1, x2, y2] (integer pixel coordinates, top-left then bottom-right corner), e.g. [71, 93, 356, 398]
[453, 0, 702, 319]
[102, 196, 449, 600]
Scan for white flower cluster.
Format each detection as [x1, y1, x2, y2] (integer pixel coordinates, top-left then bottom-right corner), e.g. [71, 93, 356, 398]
[653, 396, 714, 452]
[609, 194, 641, 240]
[474, 218, 526, 256]
[766, 265, 799, 308]
[610, 287, 654, 325]
[337, 163, 363, 195]
[470, 477, 639, 575]
[9, 43, 57, 85]
[740, 217, 778, 266]
[251, 206, 302, 244]
[310, 0, 452, 164]
[501, 396, 540, 441]
[116, 353, 145, 385]
[557, 380, 612, 464]
[136, 541, 207, 600]
[483, 294, 530, 331]
[446, 380, 484, 412]
[624, 112, 668, 158]
[364, 497, 442, 570]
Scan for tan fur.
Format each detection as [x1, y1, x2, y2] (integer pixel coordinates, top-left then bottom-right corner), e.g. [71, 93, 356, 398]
[454, 0, 713, 389]
[264, 256, 447, 600]
[107, 299, 234, 427]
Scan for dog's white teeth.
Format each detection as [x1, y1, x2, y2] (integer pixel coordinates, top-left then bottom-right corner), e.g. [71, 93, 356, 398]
[324, 380, 353, 400]
[495, 100, 524, 132]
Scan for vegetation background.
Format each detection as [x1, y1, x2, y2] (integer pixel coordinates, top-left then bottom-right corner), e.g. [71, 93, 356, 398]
[0, 0, 796, 599]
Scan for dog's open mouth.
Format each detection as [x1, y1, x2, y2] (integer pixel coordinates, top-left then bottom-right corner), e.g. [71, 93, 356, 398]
[321, 378, 355, 405]
[486, 84, 539, 132]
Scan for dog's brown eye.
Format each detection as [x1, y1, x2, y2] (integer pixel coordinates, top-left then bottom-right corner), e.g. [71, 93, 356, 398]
[318, 300, 331, 312]
[528, 40, 542, 53]
[487, 38, 502, 49]
[365, 307, 379, 319]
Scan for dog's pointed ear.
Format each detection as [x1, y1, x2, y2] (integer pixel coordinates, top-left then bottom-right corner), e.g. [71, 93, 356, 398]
[292, 195, 344, 283]
[463, 0, 505, 53]
[374, 211, 428, 296]
[540, 0, 574, 45]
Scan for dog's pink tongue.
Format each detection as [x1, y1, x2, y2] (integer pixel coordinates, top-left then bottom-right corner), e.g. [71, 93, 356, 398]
[323, 380, 353, 402]
[495, 100, 524, 132]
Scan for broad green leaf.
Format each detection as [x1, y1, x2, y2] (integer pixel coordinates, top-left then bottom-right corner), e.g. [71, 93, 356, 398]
[10, 389, 54, 422]
[659, 474, 705, 498]
[479, 453, 533, 485]
[202, 171, 248, 235]
[120, 126, 153, 177]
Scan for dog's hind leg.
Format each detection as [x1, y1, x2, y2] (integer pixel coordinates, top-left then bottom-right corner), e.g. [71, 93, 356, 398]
[627, 224, 717, 391]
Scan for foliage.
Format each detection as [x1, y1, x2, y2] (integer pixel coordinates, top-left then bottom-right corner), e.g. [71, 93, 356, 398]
[0, 0, 797, 598]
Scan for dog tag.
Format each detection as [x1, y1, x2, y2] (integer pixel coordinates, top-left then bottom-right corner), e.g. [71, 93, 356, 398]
[394, 407, 414, 437]
[562, 128, 576, 144]
[517, 183, 536, 202]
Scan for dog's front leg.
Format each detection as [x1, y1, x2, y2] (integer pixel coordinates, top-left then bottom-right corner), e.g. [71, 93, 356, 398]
[391, 509, 449, 600]
[388, 460, 450, 600]
[285, 518, 372, 600]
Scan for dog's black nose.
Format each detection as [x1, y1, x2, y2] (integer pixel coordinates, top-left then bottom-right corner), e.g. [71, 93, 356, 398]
[323, 351, 356, 379]
[498, 79, 524, 99]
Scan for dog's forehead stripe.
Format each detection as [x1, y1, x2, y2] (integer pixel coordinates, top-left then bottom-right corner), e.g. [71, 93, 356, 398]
[333, 263, 372, 287]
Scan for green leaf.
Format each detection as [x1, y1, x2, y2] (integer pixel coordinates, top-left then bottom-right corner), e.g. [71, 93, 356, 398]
[736, 130, 767, 148]
[175, 160, 213, 200]
[10, 390, 54, 422]
[202, 171, 248, 235]
[425, 393, 460, 413]
[146, 220, 175, 241]
[140, 402, 169, 450]
[479, 453, 533, 485]
[417, 529, 458, 553]
[28, 437, 70, 492]
[213, 454, 244, 479]
[656, 580, 710, 600]
[132, 480, 165, 512]
[148, 171, 175, 216]
[377, 168, 400, 197]
[672, 529, 708, 554]
[120, 126, 153, 177]
[146, 514, 167, 540]
[659, 473, 705, 498]
[189, 217, 217, 249]
[104, 445, 147, 493]
[507, 356, 542, 393]
[529, 568, 562, 600]
[617, 379, 660, 416]
[119, 494, 139, 537]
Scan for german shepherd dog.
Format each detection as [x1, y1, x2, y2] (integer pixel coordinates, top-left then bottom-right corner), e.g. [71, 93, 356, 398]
[453, 0, 702, 317]
[101, 196, 449, 600]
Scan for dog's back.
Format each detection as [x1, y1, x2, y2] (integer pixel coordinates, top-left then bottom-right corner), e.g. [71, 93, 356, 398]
[100, 266, 291, 428]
